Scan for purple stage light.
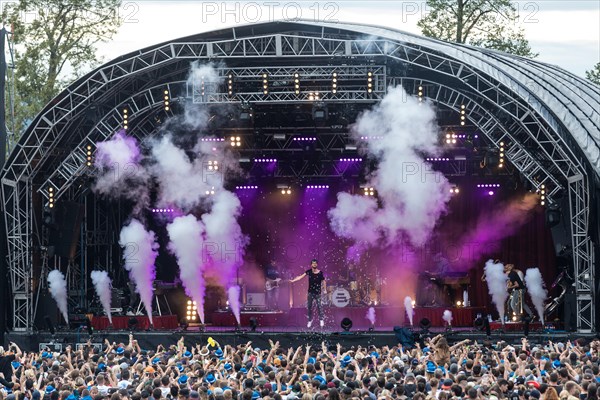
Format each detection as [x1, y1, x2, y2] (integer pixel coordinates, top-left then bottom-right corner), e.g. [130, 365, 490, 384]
[359, 136, 383, 140]
[293, 137, 317, 142]
[426, 157, 450, 161]
[488, 191, 495, 196]
[254, 158, 277, 163]
[339, 158, 363, 162]
[235, 185, 258, 190]
[477, 184, 501, 188]
[152, 208, 175, 213]
[306, 185, 329, 189]
[200, 138, 225, 142]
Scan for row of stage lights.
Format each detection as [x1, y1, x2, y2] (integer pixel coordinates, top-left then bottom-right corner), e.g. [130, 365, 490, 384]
[538, 184, 546, 206]
[186, 300, 197, 321]
[225, 71, 374, 97]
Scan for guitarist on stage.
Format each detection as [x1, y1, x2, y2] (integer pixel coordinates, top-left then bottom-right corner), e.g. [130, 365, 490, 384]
[265, 260, 282, 310]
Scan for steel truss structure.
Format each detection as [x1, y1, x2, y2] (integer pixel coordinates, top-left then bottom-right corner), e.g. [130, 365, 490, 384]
[2, 21, 597, 332]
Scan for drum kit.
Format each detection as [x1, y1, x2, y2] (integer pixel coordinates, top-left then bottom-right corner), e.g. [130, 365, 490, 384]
[322, 277, 383, 307]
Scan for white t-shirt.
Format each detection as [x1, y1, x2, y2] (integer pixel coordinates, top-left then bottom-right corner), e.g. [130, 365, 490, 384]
[118, 380, 132, 389]
[97, 385, 111, 396]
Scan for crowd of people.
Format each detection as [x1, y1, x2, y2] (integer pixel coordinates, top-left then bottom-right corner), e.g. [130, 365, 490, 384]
[1, 334, 599, 400]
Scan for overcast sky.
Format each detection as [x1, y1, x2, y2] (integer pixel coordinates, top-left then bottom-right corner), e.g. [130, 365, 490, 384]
[96, 0, 599, 77]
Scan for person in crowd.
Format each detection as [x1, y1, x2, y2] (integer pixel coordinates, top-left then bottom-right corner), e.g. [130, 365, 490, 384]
[0, 333, 598, 400]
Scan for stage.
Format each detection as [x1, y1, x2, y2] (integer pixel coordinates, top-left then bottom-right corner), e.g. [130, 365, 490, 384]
[6, 323, 589, 353]
[210, 306, 486, 329]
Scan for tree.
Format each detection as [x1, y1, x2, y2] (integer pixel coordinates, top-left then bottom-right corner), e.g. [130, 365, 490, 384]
[2, 0, 123, 141]
[585, 62, 600, 85]
[417, 0, 538, 58]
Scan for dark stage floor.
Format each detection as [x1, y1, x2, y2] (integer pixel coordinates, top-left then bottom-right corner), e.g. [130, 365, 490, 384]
[7, 324, 595, 352]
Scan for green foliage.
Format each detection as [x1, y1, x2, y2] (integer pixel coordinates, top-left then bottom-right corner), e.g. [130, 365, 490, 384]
[585, 62, 600, 85]
[417, 0, 538, 58]
[2, 0, 122, 139]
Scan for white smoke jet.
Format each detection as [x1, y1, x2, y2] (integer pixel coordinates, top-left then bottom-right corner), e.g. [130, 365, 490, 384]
[442, 310, 453, 327]
[328, 86, 451, 256]
[90, 271, 113, 324]
[47, 270, 69, 324]
[202, 191, 247, 285]
[366, 307, 376, 326]
[484, 260, 509, 323]
[119, 219, 159, 324]
[93, 130, 149, 212]
[167, 215, 207, 324]
[228, 286, 241, 325]
[524, 268, 548, 325]
[150, 136, 214, 211]
[404, 296, 415, 326]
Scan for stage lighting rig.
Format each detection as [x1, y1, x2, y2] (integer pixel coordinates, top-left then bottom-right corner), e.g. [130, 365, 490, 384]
[164, 89, 170, 111]
[262, 72, 269, 95]
[47, 187, 55, 209]
[460, 104, 467, 126]
[293, 72, 300, 95]
[85, 144, 94, 167]
[227, 73, 234, 97]
[331, 72, 338, 95]
[123, 108, 129, 130]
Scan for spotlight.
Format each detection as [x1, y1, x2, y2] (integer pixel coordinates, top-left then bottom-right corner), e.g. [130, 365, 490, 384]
[180, 319, 189, 331]
[450, 186, 460, 194]
[456, 300, 462, 307]
[249, 317, 258, 332]
[85, 144, 94, 167]
[227, 73, 234, 96]
[332, 72, 338, 94]
[123, 108, 129, 130]
[460, 104, 467, 126]
[341, 317, 353, 331]
[419, 318, 431, 331]
[128, 317, 138, 330]
[474, 316, 484, 330]
[262, 72, 269, 95]
[164, 89, 170, 111]
[230, 136, 241, 147]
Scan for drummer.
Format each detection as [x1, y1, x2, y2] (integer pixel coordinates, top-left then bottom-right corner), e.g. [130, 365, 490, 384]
[339, 263, 359, 304]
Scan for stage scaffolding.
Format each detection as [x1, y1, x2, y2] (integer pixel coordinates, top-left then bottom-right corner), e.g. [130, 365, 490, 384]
[1, 21, 596, 332]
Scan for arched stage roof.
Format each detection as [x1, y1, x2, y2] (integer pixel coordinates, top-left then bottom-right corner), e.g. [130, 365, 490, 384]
[1, 20, 598, 332]
[3, 20, 599, 188]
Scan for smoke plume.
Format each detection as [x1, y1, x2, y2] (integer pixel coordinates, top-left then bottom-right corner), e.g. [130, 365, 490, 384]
[167, 215, 208, 324]
[484, 259, 509, 322]
[366, 307, 376, 326]
[404, 296, 415, 326]
[48, 270, 69, 324]
[328, 86, 451, 257]
[150, 135, 217, 211]
[90, 270, 113, 324]
[202, 191, 247, 305]
[454, 193, 539, 270]
[524, 268, 547, 325]
[442, 309, 453, 326]
[227, 286, 241, 325]
[93, 130, 149, 213]
[119, 219, 159, 324]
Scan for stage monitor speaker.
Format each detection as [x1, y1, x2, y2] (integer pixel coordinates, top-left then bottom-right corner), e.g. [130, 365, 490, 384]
[393, 326, 415, 348]
[48, 201, 84, 259]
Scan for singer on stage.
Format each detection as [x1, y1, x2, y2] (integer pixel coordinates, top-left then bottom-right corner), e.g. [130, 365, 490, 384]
[289, 259, 326, 328]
